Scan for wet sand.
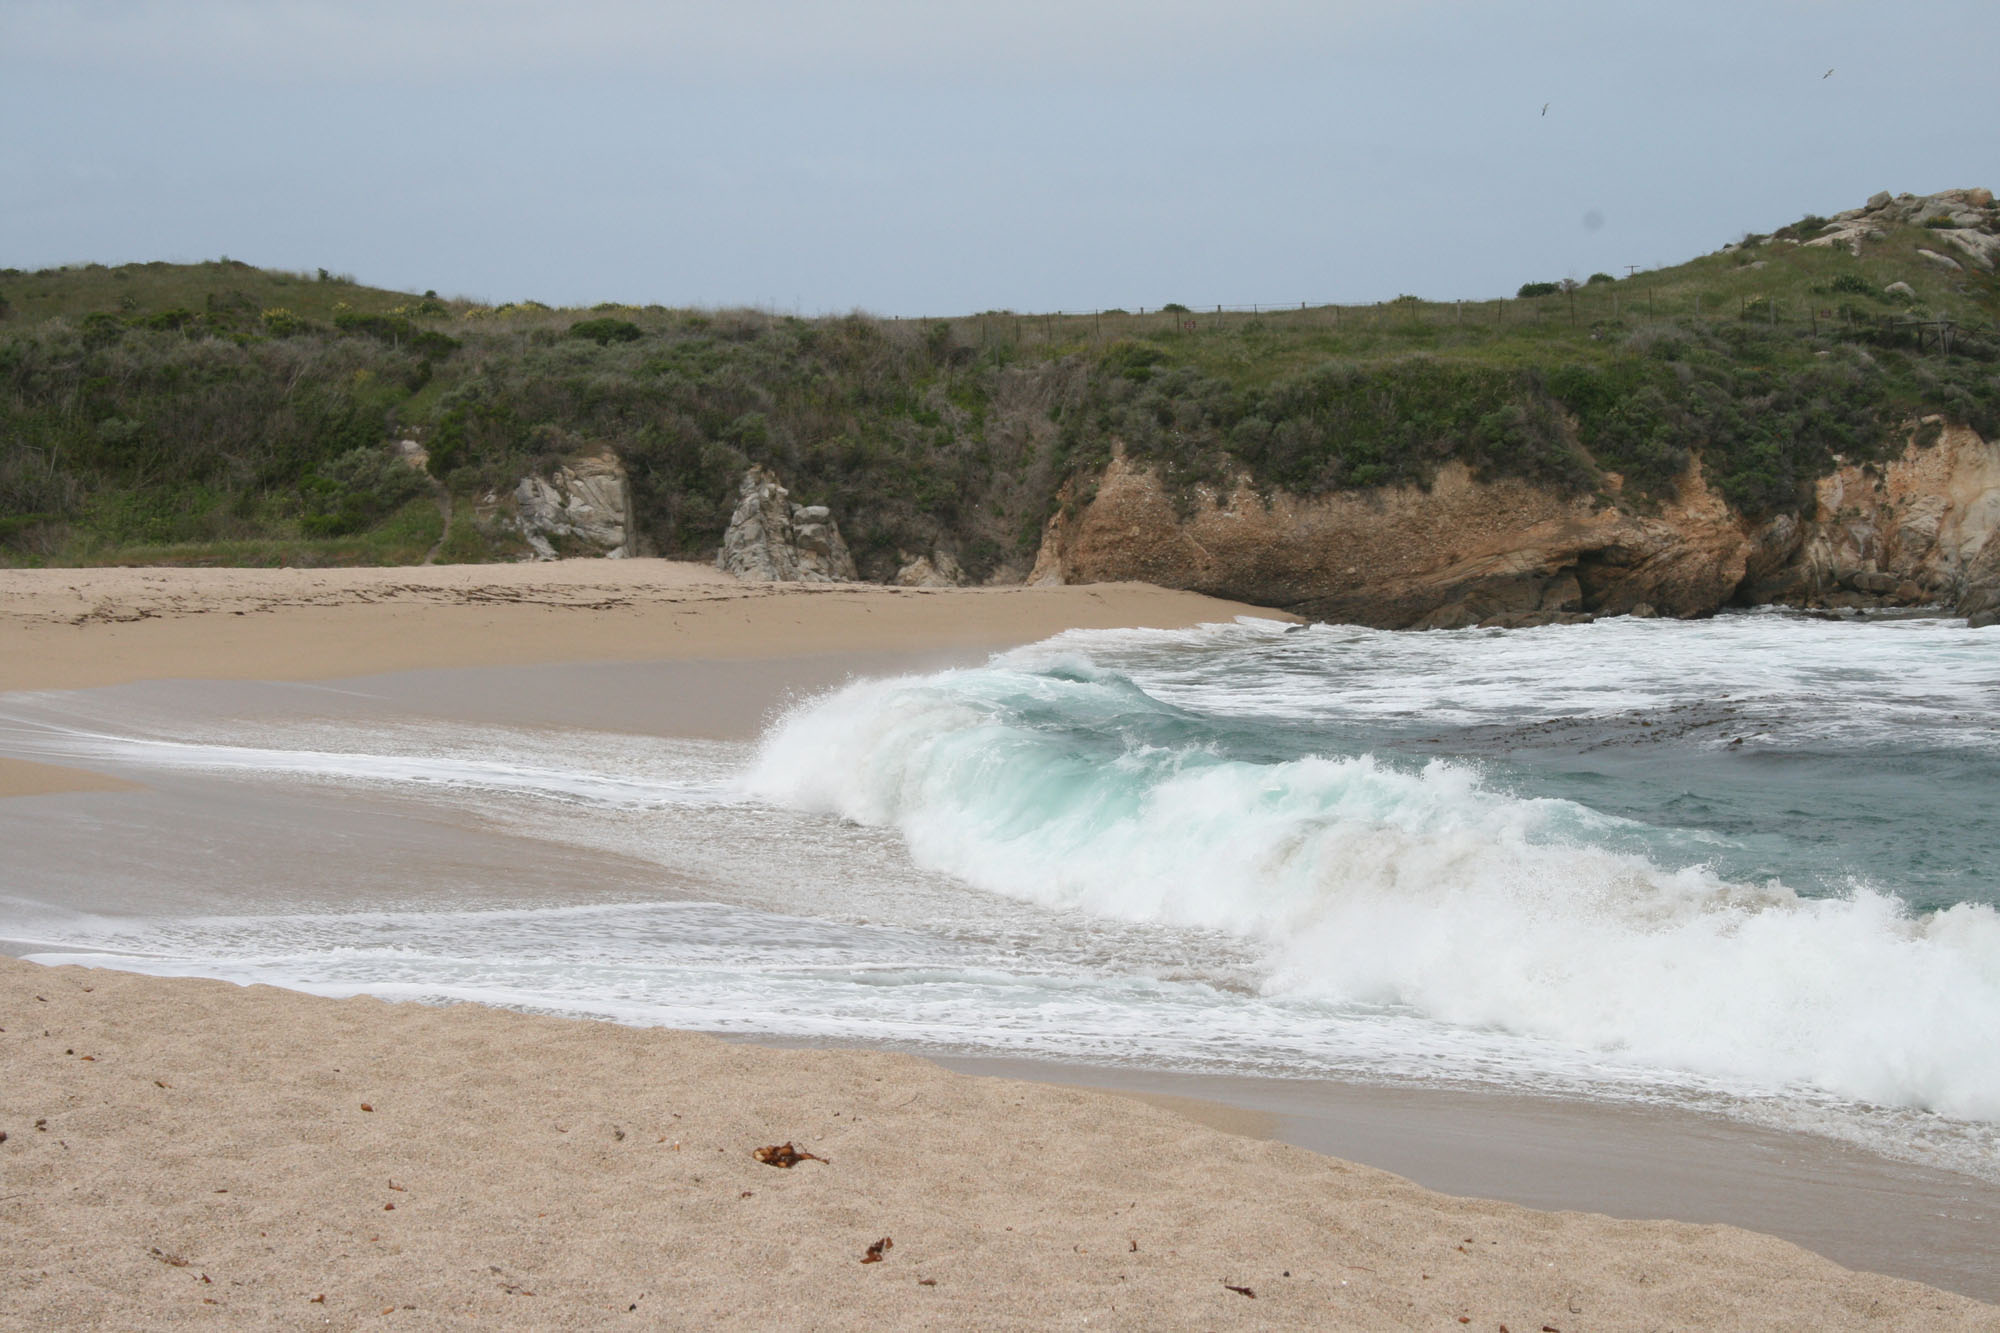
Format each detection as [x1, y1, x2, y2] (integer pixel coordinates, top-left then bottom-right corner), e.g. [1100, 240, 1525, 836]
[0, 757, 140, 798]
[940, 1058, 2000, 1304]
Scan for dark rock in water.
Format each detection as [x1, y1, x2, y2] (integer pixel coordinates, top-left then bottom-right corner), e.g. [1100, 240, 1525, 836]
[1970, 610, 2000, 629]
[1846, 570, 1901, 595]
[1477, 609, 1595, 630]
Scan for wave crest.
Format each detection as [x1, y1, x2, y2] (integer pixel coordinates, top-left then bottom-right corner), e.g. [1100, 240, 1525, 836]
[746, 665, 2000, 1120]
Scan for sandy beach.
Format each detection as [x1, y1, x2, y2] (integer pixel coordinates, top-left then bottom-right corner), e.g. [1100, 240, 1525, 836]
[3, 560, 1997, 1330]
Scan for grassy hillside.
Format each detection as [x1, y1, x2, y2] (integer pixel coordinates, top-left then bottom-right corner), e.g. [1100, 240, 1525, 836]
[3, 198, 1998, 572]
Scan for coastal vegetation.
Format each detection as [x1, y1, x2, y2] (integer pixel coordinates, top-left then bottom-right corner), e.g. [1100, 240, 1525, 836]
[3, 195, 1998, 575]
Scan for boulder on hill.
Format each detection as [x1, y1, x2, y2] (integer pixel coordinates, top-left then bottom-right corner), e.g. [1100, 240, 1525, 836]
[1801, 186, 1997, 259]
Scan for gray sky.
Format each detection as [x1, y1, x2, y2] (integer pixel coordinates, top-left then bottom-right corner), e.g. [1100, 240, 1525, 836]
[4, 1, 1994, 316]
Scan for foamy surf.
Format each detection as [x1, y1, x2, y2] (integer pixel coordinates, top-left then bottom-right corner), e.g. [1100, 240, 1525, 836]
[746, 653, 2000, 1123]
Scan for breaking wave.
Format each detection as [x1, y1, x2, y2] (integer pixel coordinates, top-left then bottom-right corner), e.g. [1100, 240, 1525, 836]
[746, 659, 2000, 1121]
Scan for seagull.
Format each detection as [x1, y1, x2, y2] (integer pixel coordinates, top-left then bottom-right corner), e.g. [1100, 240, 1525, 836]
[1823, 68, 1834, 78]
[1541, 102, 1549, 116]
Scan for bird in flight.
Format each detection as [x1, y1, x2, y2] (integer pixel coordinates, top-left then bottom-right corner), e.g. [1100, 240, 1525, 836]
[1541, 102, 1549, 116]
[1823, 68, 1834, 78]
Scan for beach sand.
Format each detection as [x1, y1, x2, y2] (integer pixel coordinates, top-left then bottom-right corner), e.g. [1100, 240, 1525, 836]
[0, 559, 1270, 693]
[2, 560, 1996, 1329]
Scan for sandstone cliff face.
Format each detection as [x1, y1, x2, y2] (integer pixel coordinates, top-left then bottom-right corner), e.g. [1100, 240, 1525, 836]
[1777, 424, 2000, 615]
[1029, 429, 2000, 628]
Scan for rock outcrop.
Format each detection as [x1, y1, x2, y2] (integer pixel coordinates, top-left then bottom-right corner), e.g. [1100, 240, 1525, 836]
[515, 452, 633, 559]
[892, 550, 965, 588]
[1803, 188, 1999, 266]
[716, 467, 857, 582]
[1758, 423, 2000, 618]
[1029, 427, 2000, 629]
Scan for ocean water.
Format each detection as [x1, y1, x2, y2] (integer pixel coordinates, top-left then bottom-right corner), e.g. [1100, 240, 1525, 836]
[3, 610, 1997, 1181]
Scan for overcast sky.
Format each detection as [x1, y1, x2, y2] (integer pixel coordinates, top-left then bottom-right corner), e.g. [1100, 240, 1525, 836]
[4, 1, 1994, 315]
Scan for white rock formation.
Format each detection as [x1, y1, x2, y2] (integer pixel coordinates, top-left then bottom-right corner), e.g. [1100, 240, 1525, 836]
[716, 467, 857, 582]
[515, 451, 633, 560]
[1802, 187, 1996, 262]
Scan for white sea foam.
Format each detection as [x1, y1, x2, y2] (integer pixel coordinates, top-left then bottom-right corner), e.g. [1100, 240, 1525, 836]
[746, 661, 2000, 1121]
[1009, 611, 2000, 750]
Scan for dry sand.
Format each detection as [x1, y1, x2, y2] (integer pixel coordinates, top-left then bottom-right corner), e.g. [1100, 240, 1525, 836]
[6, 958, 1994, 1332]
[0, 559, 1275, 694]
[2, 560, 1996, 1329]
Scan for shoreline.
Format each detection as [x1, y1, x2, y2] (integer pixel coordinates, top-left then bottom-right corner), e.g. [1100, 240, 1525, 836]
[2, 560, 1995, 1326]
[935, 1056, 2000, 1304]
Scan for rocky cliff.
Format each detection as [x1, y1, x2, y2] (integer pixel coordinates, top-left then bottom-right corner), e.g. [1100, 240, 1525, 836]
[1030, 427, 2000, 628]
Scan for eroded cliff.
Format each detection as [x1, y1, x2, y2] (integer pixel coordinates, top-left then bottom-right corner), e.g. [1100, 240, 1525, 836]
[1030, 426, 2000, 628]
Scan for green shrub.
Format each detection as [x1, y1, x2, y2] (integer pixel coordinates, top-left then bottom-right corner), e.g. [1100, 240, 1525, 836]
[333, 310, 460, 359]
[1586, 272, 1615, 285]
[568, 317, 644, 345]
[1517, 282, 1560, 298]
[298, 446, 431, 537]
[1102, 340, 1168, 381]
[133, 308, 199, 333]
[1161, 302, 1190, 313]
[80, 312, 125, 349]
[261, 307, 310, 337]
